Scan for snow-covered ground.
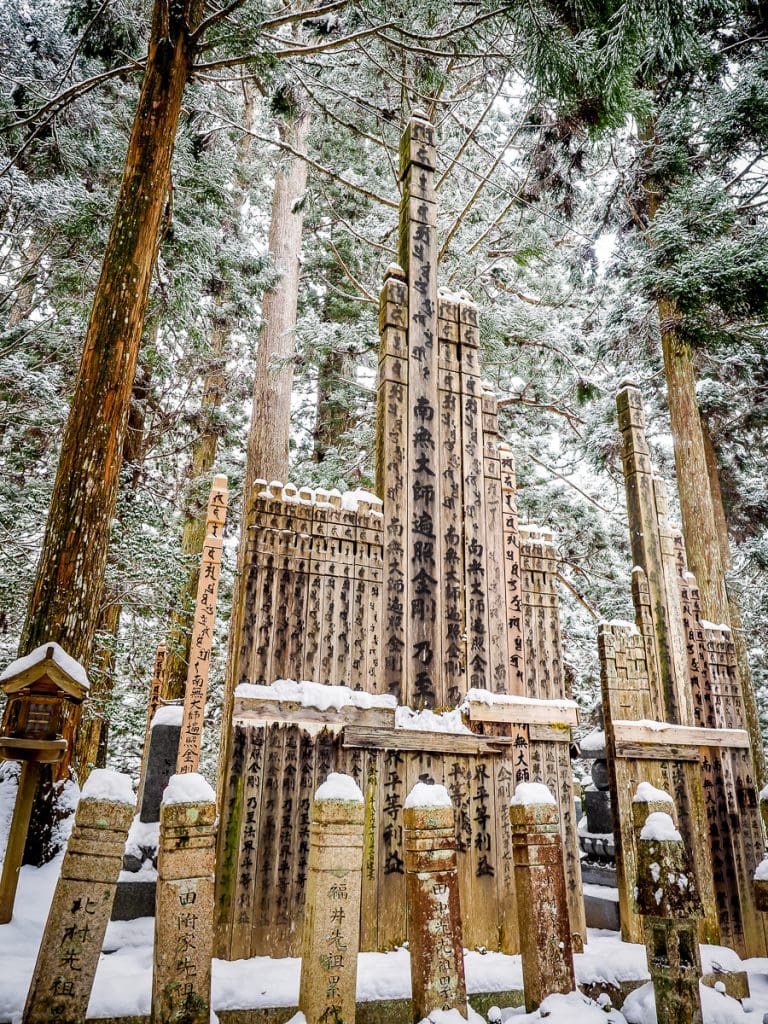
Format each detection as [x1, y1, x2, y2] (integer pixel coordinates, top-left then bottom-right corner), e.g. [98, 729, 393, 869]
[1, 856, 768, 1023]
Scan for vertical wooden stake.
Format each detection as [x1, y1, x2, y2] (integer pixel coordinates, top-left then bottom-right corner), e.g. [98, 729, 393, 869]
[177, 475, 228, 775]
[0, 761, 40, 924]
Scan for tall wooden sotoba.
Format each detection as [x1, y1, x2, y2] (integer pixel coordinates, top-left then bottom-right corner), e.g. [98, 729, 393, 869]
[177, 474, 228, 774]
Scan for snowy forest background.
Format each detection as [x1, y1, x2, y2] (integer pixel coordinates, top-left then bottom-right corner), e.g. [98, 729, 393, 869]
[1, 0, 768, 783]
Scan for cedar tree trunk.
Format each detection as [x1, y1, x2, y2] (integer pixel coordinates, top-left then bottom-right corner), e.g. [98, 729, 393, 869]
[17, 0, 203, 860]
[244, 105, 309, 492]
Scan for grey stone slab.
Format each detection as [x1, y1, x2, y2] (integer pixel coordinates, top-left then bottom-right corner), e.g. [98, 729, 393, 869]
[111, 879, 156, 921]
[139, 724, 180, 823]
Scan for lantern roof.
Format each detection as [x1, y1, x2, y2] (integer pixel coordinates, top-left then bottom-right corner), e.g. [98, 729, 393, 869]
[0, 642, 89, 701]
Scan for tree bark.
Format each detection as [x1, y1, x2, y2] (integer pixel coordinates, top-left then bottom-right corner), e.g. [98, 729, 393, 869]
[313, 348, 353, 465]
[19, 0, 203, 674]
[15, 2, 203, 861]
[164, 312, 228, 699]
[74, 356, 153, 780]
[641, 118, 767, 786]
[164, 82, 257, 701]
[658, 300, 766, 786]
[244, 106, 309, 492]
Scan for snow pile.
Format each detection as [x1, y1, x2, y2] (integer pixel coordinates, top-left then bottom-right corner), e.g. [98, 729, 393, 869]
[315, 773, 364, 803]
[639, 812, 682, 842]
[235, 679, 397, 712]
[579, 730, 605, 754]
[151, 705, 184, 728]
[462, 688, 577, 714]
[0, 641, 89, 689]
[0, 857, 64, 1020]
[405, 782, 453, 810]
[510, 782, 556, 807]
[341, 488, 383, 512]
[255, 482, 382, 514]
[162, 772, 215, 805]
[417, 1008, 485, 1023]
[513, 991, 626, 1022]
[700, 620, 731, 633]
[754, 857, 768, 881]
[576, 932, 649, 985]
[396, 705, 471, 734]
[602, 618, 639, 633]
[81, 768, 135, 806]
[623, 981, 748, 1023]
[633, 782, 673, 805]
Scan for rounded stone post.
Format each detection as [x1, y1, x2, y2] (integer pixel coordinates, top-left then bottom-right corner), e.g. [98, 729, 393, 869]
[151, 772, 216, 1024]
[509, 782, 575, 1012]
[22, 769, 135, 1024]
[403, 782, 467, 1024]
[299, 773, 365, 1024]
[635, 810, 704, 1024]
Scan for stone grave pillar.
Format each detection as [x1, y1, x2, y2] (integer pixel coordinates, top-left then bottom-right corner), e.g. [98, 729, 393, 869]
[299, 773, 365, 1024]
[635, 807, 704, 1024]
[509, 782, 575, 1012]
[151, 772, 216, 1024]
[22, 769, 135, 1024]
[403, 782, 467, 1023]
[113, 703, 182, 921]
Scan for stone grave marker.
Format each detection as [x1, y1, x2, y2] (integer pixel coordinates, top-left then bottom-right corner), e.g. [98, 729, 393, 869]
[509, 782, 575, 1013]
[22, 769, 135, 1024]
[151, 772, 216, 1024]
[635, 803, 704, 1024]
[112, 703, 182, 921]
[299, 773, 365, 1024]
[403, 782, 467, 1023]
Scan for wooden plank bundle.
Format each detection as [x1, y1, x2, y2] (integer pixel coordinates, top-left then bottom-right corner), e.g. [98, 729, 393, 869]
[599, 383, 768, 957]
[215, 111, 585, 960]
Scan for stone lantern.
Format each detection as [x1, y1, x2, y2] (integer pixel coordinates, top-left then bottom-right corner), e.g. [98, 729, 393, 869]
[0, 642, 89, 923]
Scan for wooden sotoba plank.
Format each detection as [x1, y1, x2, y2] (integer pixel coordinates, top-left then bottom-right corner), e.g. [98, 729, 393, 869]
[233, 698, 396, 730]
[616, 742, 701, 762]
[342, 725, 516, 756]
[612, 720, 749, 751]
[466, 699, 578, 728]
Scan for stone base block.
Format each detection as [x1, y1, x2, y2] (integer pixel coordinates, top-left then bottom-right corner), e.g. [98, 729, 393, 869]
[85, 990, 526, 1024]
[580, 861, 617, 886]
[111, 879, 156, 920]
[701, 971, 750, 1002]
[583, 891, 620, 931]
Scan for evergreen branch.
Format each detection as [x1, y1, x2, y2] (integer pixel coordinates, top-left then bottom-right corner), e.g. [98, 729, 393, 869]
[438, 129, 518, 262]
[326, 235, 377, 303]
[194, 0, 349, 46]
[194, 21, 393, 70]
[497, 394, 584, 432]
[523, 450, 619, 518]
[2, 62, 143, 134]
[192, 0, 249, 41]
[435, 85, 501, 190]
[214, 119, 399, 207]
[555, 572, 600, 620]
